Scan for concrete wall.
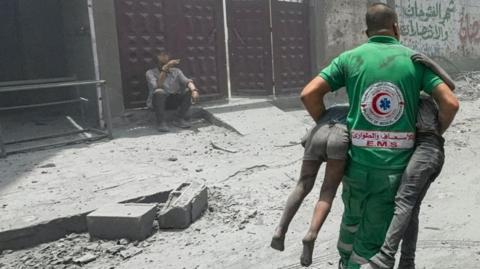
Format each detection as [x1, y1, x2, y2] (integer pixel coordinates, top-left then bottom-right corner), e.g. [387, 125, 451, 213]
[309, 0, 372, 105]
[311, 0, 480, 74]
[91, 0, 124, 117]
[397, 0, 480, 72]
[310, 0, 368, 73]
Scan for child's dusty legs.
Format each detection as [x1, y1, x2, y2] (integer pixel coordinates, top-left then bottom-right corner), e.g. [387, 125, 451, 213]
[301, 159, 346, 266]
[271, 160, 322, 251]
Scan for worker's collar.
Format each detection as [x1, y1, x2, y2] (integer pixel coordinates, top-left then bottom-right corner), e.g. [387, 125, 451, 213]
[368, 35, 400, 45]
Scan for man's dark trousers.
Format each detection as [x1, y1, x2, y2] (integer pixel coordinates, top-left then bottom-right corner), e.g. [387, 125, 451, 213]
[153, 89, 192, 124]
[370, 136, 445, 269]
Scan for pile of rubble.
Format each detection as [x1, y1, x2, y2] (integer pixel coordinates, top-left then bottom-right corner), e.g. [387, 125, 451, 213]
[454, 72, 480, 101]
[1, 233, 152, 269]
[0, 181, 211, 269]
[206, 185, 262, 231]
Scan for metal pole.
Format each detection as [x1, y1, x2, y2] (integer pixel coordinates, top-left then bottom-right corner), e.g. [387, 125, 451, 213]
[269, 0, 276, 99]
[7, 135, 108, 156]
[0, 123, 6, 158]
[87, 0, 105, 128]
[222, 0, 232, 100]
[101, 83, 114, 139]
[5, 130, 90, 145]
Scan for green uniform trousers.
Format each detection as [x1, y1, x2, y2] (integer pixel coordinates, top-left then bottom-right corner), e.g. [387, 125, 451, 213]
[338, 161, 404, 269]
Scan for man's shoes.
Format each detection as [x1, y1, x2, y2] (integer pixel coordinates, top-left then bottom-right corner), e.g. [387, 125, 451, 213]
[173, 118, 191, 129]
[157, 122, 170, 132]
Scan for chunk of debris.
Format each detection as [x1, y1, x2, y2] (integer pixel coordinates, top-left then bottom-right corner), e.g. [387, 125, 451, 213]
[119, 247, 143, 260]
[210, 141, 238, 153]
[73, 253, 97, 264]
[158, 181, 208, 229]
[87, 203, 157, 241]
[118, 238, 130, 245]
[39, 163, 56, 168]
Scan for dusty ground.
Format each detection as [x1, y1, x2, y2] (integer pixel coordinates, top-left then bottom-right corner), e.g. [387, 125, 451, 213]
[1, 75, 480, 269]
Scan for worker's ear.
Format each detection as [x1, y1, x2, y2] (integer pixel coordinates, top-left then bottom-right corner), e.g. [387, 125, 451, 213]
[393, 22, 400, 40]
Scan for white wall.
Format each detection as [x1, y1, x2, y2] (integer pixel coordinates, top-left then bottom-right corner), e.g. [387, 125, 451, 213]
[398, 0, 480, 59]
[312, 0, 480, 73]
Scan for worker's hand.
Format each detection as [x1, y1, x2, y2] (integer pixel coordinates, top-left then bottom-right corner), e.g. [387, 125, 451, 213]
[191, 89, 200, 104]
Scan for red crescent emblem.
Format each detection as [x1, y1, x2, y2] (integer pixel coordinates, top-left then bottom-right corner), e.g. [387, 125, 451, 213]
[371, 93, 391, 115]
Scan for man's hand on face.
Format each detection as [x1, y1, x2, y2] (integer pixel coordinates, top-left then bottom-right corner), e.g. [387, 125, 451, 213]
[191, 90, 200, 104]
[163, 59, 180, 71]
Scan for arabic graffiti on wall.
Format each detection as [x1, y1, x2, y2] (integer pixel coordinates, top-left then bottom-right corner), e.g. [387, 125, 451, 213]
[399, 0, 456, 41]
[459, 8, 480, 45]
[398, 0, 480, 57]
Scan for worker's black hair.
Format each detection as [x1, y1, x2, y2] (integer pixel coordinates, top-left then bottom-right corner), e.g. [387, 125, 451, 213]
[366, 3, 398, 34]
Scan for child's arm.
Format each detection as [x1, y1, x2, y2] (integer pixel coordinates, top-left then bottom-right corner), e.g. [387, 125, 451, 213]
[431, 83, 460, 134]
[411, 53, 456, 91]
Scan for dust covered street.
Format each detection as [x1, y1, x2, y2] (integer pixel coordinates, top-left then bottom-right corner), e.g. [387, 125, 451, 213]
[1, 74, 480, 268]
[1, 0, 480, 268]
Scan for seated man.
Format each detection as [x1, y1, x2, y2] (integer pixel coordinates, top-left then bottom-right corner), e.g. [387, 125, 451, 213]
[146, 50, 200, 132]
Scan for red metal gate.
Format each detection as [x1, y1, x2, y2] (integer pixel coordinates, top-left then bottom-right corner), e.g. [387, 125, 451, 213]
[272, 0, 311, 96]
[227, 0, 273, 96]
[115, 0, 227, 108]
[227, 0, 311, 96]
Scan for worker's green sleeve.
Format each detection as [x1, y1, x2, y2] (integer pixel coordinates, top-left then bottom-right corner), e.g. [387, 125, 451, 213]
[319, 55, 346, 92]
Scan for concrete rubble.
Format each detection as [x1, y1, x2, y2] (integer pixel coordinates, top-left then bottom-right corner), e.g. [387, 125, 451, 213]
[454, 71, 480, 101]
[87, 203, 157, 241]
[158, 181, 209, 229]
[0, 233, 150, 268]
[1, 87, 480, 268]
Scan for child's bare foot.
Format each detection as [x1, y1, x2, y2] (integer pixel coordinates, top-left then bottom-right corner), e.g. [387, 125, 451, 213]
[271, 228, 286, 251]
[300, 233, 317, 266]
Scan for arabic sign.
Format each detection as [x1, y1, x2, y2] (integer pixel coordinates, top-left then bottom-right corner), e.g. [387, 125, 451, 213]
[459, 7, 480, 45]
[351, 130, 415, 149]
[397, 0, 480, 57]
[399, 0, 456, 41]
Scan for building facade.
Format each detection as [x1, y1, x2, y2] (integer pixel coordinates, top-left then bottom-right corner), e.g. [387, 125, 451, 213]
[1, 0, 478, 118]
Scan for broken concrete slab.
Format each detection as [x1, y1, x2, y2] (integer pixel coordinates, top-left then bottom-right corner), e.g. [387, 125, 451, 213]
[158, 181, 208, 229]
[87, 203, 157, 241]
[0, 190, 170, 251]
[204, 98, 309, 142]
[191, 183, 208, 221]
[0, 213, 88, 251]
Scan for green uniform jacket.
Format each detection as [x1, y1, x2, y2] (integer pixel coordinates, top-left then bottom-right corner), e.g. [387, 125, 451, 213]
[319, 36, 444, 170]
